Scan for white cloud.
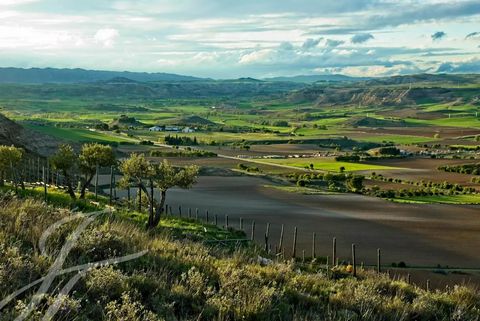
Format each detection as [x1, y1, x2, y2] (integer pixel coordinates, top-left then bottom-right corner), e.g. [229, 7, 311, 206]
[239, 49, 274, 64]
[0, 0, 39, 6]
[94, 28, 119, 47]
[0, 0, 477, 77]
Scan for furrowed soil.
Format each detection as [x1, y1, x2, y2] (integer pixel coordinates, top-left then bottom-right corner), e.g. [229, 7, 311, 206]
[114, 175, 480, 271]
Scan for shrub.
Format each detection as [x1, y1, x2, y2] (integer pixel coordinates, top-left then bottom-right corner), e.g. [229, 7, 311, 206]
[105, 292, 160, 321]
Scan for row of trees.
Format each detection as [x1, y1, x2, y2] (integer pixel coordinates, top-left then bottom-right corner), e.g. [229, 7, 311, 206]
[289, 172, 364, 193]
[164, 135, 198, 146]
[438, 163, 480, 175]
[50, 144, 116, 199]
[0, 143, 199, 229]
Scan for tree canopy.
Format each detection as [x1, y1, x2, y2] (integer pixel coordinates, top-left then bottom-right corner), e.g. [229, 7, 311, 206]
[0, 145, 23, 186]
[119, 154, 198, 228]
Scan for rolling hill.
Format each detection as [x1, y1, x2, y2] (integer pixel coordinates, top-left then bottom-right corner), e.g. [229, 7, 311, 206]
[0, 113, 62, 156]
[0, 67, 204, 84]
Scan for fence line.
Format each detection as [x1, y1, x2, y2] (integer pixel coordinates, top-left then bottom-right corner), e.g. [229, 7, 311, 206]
[0, 159, 457, 290]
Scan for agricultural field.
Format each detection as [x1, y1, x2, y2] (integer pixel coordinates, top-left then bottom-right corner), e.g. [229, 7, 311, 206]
[256, 157, 401, 172]
[1, 73, 480, 305]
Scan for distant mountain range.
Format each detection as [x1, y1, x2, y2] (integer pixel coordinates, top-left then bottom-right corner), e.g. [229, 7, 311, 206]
[0, 67, 204, 83]
[263, 74, 370, 83]
[0, 67, 478, 86]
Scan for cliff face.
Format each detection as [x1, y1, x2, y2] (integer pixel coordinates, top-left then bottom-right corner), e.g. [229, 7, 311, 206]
[0, 113, 61, 156]
[287, 86, 477, 107]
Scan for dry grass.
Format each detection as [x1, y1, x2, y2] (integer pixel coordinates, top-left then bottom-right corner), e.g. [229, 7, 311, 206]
[1, 195, 480, 321]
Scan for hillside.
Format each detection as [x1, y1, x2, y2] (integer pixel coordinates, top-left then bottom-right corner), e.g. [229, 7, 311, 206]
[1, 193, 479, 321]
[0, 67, 203, 83]
[0, 113, 61, 156]
[264, 74, 368, 83]
[0, 79, 303, 100]
[169, 115, 215, 126]
[288, 85, 480, 107]
[110, 115, 146, 128]
[345, 116, 410, 128]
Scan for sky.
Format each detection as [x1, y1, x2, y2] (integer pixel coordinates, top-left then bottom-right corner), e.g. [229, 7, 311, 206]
[0, 0, 479, 78]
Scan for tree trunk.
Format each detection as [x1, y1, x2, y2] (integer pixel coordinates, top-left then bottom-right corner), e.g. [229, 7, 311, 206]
[148, 179, 154, 224]
[149, 189, 166, 229]
[63, 170, 77, 199]
[80, 173, 95, 199]
[0, 171, 4, 187]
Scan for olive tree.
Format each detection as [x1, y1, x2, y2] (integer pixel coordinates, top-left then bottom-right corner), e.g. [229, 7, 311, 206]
[0, 145, 23, 187]
[118, 153, 154, 212]
[50, 144, 77, 199]
[78, 143, 116, 199]
[346, 175, 364, 192]
[120, 154, 198, 229]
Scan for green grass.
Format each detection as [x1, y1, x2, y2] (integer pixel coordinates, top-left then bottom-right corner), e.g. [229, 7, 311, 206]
[356, 134, 437, 144]
[259, 157, 401, 172]
[0, 185, 107, 211]
[263, 184, 336, 195]
[118, 210, 246, 241]
[2, 189, 480, 320]
[406, 117, 480, 129]
[24, 124, 132, 143]
[389, 194, 480, 205]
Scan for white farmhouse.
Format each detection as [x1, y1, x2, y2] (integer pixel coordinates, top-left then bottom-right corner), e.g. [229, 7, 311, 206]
[149, 126, 163, 132]
[182, 127, 195, 133]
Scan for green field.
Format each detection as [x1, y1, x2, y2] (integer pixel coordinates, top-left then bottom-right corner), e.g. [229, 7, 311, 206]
[390, 194, 480, 205]
[258, 157, 401, 172]
[356, 134, 436, 144]
[24, 124, 132, 143]
[406, 117, 480, 129]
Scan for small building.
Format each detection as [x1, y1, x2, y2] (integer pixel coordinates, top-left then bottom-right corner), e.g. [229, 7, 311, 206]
[165, 126, 180, 132]
[149, 126, 164, 132]
[182, 127, 195, 133]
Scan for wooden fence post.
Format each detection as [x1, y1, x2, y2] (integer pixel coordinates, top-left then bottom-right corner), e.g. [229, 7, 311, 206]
[225, 214, 229, 229]
[312, 232, 316, 259]
[240, 217, 243, 230]
[109, 165, 114, 205]
[188, 208, 192, 218]
[37, 157, 40, 182]
[206, 210, 209, 223]
[46, 159, 50, 186]
[251, 221, 255, 241]
[264, 223, 270, 252]
[113, 170, 117, 201]
[42, 166, 47, 202]
[214, 214, 217, 226]
[332, 237, 337, 266]
[95, 164, 99, 201]
[292, 227, 297, 259]
[351, 243, 356, 277]
[195, 208, 199, 220]
[278, 224, 284, 255]
[178, 205, 182, 217]
[149, 180, 154, 220]
[426, 280, 430, 291]
[127, 186, 131, 207]
[138, 184, 142, 212]
[377, 248, 381, 273]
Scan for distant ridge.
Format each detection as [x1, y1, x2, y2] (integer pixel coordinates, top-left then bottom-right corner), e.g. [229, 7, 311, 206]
[0, 67, 204, 84]
[264, 74, 369, 83]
